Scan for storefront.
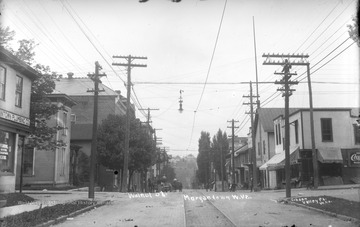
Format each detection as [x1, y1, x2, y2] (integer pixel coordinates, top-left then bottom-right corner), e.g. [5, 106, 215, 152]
[260, 147, 300, 189]
[0, 110, 30, 192]
[341, 148, 360, 184]
[317, 147, 343, 185]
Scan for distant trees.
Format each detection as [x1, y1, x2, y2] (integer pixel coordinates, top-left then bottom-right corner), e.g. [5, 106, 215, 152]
[159, 164, 176, 183]
[196, 129, 229, 187]
[211, 129, 229, 182]
[196, 131, 211, 186]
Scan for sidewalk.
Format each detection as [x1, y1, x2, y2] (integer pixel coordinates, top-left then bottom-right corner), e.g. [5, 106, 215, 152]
[0, 190, 113, 218]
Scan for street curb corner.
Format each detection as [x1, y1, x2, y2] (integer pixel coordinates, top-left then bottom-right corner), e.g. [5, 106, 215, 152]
[35, 200, 111, 227]
[286, 200, 360, 224]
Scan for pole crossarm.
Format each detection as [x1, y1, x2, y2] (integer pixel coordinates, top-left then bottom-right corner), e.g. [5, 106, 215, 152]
[263, 62, 309, 66]
[262, 53, 309, 66]
[113, 55, 148, 60]
[275, 81, 299, 85]
[262, 53, 309, 58]
[274, 72, 297, 76]
[112, 63, 147, 67]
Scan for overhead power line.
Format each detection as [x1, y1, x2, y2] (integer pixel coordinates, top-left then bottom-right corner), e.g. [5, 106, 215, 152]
[186, 0, 228, 151]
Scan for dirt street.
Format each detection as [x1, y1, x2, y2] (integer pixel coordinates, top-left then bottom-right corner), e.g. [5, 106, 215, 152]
[49, 188, 359, 227]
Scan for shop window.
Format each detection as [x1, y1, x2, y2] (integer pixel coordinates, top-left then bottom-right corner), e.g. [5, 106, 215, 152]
[15, 75, 23, 107]
[354, 124, 360, 144]
[321, 118, 333, 142]
[23, 148, 35, 175]
[0, 66, 6, 100]
[0, 131, 15, 174]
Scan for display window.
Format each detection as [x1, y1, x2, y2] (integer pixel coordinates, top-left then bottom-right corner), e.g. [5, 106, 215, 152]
[0, 130, 15, 174]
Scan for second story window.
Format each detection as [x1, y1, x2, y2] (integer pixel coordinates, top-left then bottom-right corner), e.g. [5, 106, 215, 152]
[294, 120, 299, 144]
[321, 118, 333, 142]
[263, 140, 266, 154]
[15, 75, 23, 107]
[63, 112, 68, 135]
[278, 124, 282, 145]
[354, 124, 360, 144]
[0, 66, 6, 100]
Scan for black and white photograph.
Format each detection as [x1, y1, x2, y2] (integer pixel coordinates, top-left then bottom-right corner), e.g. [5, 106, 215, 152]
[0, 0, 359, 226]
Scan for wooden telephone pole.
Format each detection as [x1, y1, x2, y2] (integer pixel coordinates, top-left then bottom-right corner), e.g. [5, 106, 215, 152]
[243, 82, 259, 191]
[87, 61, 106, 199]
[227, 119, 239, 185]
[263, 53, 318, 189]
[112, 55, 147, 192]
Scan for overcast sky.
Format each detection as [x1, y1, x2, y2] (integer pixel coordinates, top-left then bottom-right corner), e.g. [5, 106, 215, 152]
[1, 0, 359, 157]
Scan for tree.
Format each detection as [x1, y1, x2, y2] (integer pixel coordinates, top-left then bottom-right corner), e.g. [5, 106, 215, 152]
[97, 114, 156, 190]
[211, 129, 229, 182]
[196, 131, 211, 186]
[27, 64, 65, 151]
[15, 39, 36, 65]
[0, 26, 15, 49]
[1, 26, 65, 151]
[348, 16, 359, 47]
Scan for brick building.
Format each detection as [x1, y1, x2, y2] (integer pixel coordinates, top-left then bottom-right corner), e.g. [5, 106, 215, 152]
[54, 75, 130, 190]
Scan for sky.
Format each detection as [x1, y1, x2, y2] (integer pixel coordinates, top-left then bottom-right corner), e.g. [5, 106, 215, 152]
[1, 0, 359, 157]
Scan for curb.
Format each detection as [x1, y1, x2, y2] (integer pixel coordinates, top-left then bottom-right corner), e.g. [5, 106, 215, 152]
[281, 199, 360, 224]
[34, 200, 110, 227]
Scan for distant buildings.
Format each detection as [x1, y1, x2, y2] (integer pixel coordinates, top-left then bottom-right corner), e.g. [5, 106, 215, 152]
[172, 154, 197, 189]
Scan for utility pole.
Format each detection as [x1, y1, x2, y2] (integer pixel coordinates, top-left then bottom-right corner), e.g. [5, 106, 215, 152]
[220, 144, 224, 192]
[112, 55, 147, 192]
[243, 82, 259, 191]
[262, 53, 318, 189]
[274, 66, 298, 198]
[139, 108, 159, 133]
[87, 61, 106, 199]
[227, 119, 239, 185]
[153, 128, 162, 178]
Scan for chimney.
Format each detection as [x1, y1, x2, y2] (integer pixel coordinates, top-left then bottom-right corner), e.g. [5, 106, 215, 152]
[67, 72, 74, 79]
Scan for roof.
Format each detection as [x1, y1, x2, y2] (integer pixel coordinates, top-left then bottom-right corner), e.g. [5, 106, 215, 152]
[55, 77, 119, 97]
[257, 108, 299, 132]
[235, 144, 249, 157]
[46, 93, 77, 107]
[71, 123, 93, 140]
[0, 47, 38, 80]
[289, 108, 359, 118]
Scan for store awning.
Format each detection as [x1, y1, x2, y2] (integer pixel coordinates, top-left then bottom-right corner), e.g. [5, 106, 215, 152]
[262, 147, 300, 170]
[259, 163, 268, 170]
[317, 147, 343, 163]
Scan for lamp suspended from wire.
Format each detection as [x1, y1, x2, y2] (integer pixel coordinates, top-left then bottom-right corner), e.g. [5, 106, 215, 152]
[179, 90, 184, 113]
